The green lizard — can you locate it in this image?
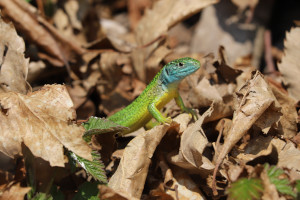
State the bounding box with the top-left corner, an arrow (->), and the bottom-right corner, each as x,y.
107,57 -> 201,135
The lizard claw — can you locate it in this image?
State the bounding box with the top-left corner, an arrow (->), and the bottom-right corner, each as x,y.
161,116 -> 172,124
185,108 -> 198,121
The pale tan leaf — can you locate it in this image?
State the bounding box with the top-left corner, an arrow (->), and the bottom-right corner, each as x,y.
278,27 -> 300,100
170,106 -> 213,170
278,142 -> 300,171
166,166 -> 206,200
0,85 -> 92,167
214,71 -> 282,185
108,123 -> 172,199
132,0 -> 217,80
270,84 -> 297,139
0,183 -> 30,200
0,14 -> 29,94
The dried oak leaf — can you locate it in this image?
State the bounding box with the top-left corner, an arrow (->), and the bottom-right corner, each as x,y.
0,13 -> 29,94
0,85 -> 92,167
278,27 -> 300,101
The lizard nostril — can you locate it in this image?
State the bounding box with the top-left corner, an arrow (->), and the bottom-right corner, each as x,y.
179,62 -> 184,67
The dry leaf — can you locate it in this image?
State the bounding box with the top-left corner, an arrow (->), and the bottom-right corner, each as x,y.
0,85 -> 92,167
98,185 -> 128,200
132,0 -> 217,80
278,27 -> 300,101
0,183 -> 30,200
236,136 -> 285,162
0,14 -> 29,94
170,106 -> 214,171
278,142 -> 300,171
0,0 -> 85,66
166,166 -> 206,200
189,77 -> 234,122
270,84 -> 297,138
108,123 -> 172,199
213,71 -> 281,194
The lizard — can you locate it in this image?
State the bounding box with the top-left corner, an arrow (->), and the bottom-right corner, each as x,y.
107,57 -> 201,135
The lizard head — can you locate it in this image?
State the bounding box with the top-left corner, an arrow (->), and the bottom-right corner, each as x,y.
162,57 -> 200,84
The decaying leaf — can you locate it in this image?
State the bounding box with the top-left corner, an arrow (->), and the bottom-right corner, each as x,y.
132,0 -> 218,80
0,13 -> 29,94
278,27 -> 300,101
0,85 -> 92,167
108,123 -> 173,199
212,71 -> 282,194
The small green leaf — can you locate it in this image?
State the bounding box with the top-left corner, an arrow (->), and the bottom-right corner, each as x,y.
30,193 -> 53,200
50,185 -> 65,200
70,151 -> 108,184
296,180 -> 300,199
227,178 -> 263,200
265,164 -> 296,198
83,117 -> 128,141
72,182 -> 100,200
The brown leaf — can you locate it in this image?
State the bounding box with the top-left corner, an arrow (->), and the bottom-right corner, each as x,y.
98,185 -> 129,200
278,27 -> 300,101
0,85 -> 92,167
108,123 -> 172,199
170,106 -> 214,171
278,142 -> 300,171
132,0 -> 217,80
0,14 -> 29,94
270,84 -> 298,138
212,71 -> 281,194
166,167 -> 205,200
166,167 -> 206,200
0,0 -> 85,66
0,183 -> 31,200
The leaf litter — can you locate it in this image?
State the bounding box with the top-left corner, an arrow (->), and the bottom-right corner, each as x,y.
0,0 -> 300,199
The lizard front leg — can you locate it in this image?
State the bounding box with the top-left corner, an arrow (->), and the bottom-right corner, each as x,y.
174,92 -> 198,121
148,102 -> 172,124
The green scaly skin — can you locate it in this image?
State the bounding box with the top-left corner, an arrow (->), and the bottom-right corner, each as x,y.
108,57 -> 201,135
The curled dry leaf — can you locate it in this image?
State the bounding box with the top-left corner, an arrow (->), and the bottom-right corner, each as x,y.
170,106 -> 214,172
270,84 -> 297,138
213,71 -> 282,194
278,27 -> 300,101
108,123 -> 172,199
0,85 -> 92,167
0,14 -> 29,94
236,136 -> 285,162
0,183 -> 30,200
132,0 -> 218,80
166,166 -> 206,200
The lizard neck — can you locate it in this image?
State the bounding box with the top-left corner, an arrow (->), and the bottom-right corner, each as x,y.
159,67 -> 180,91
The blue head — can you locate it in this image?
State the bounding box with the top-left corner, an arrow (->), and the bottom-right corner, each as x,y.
161,57 -> 200,85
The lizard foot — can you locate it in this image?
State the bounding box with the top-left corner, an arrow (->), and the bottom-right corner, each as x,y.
184,107 -> 198,121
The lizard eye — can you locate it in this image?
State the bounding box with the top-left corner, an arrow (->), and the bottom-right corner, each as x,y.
178,62 -> 184,67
